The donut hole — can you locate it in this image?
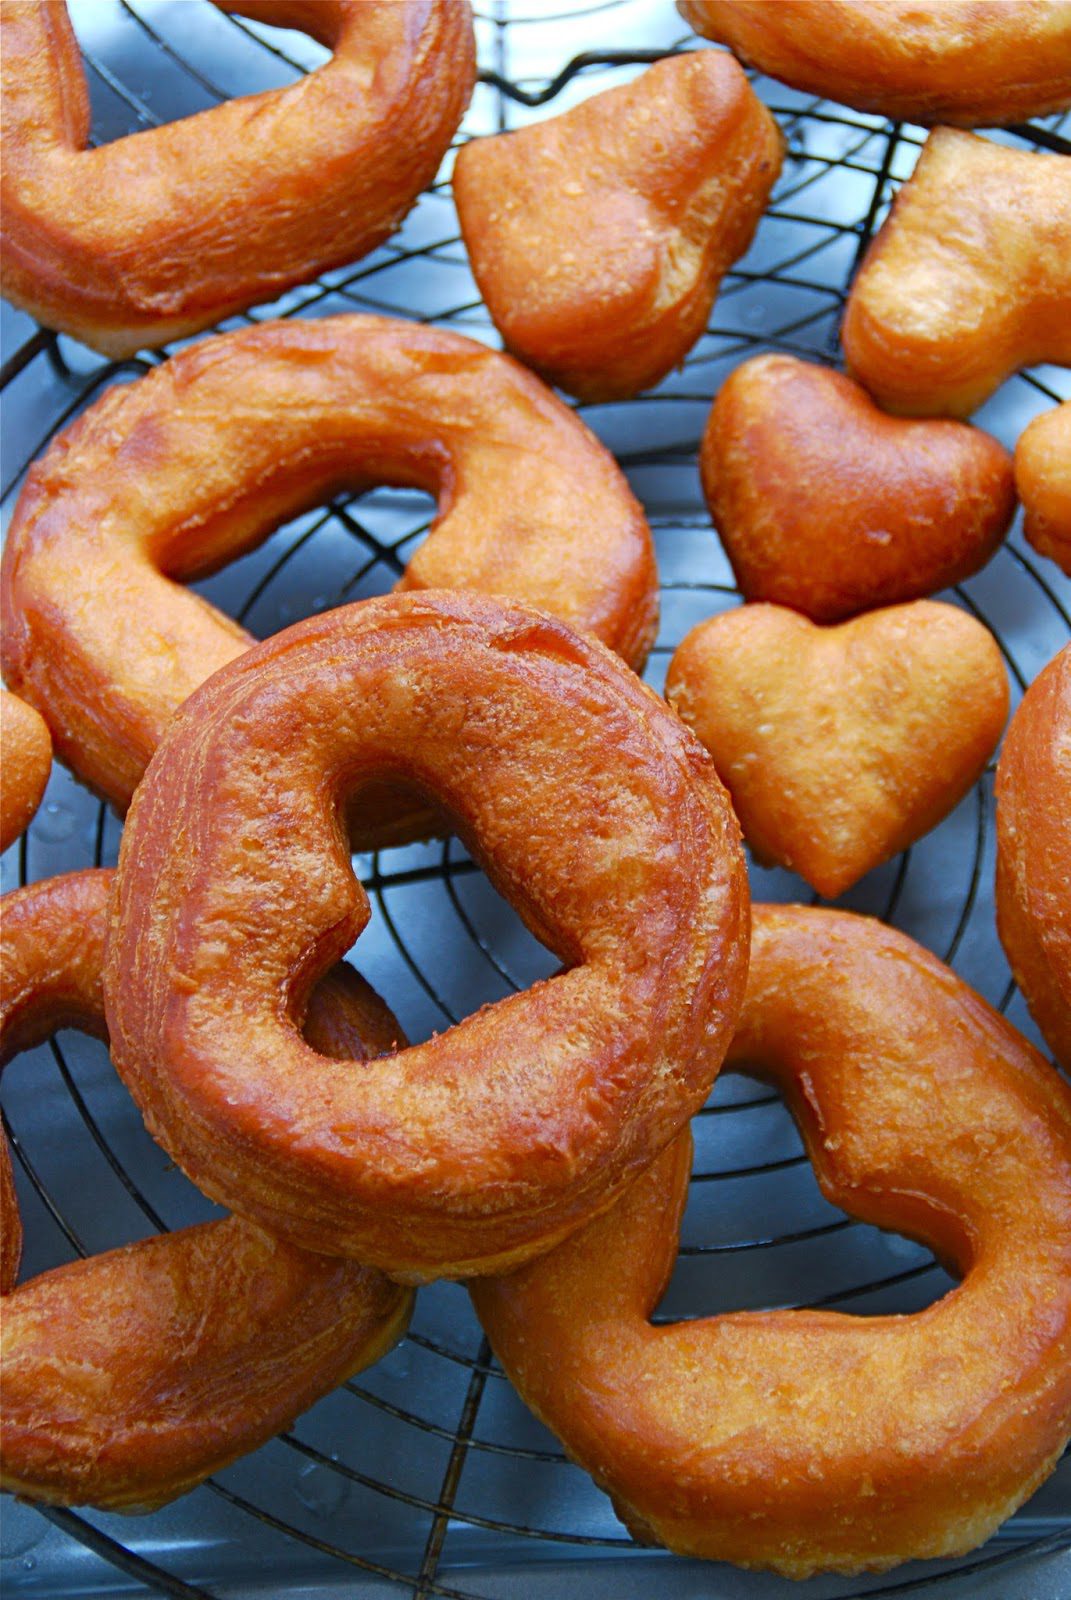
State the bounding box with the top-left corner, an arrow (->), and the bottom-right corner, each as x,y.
190,488 -> 440,645
651,1071 -> 957,1326
335,836 -> 562,1052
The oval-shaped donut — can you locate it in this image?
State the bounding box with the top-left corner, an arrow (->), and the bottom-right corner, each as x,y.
0,869 -> 411,1511
0,688 -> 51,854
996,643 -> 1071,1070
0,314 -> 658,847
104,592 -> 749,1282
678,1 -> 1071,127
472,905 -> 1071,1578
0,0 -> 475,356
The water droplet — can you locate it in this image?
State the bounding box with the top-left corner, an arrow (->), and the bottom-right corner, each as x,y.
295,1460 -> 347,1517
34,801 -> 76,842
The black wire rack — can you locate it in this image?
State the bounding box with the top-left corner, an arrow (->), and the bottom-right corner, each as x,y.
1,3 -> 1070,1597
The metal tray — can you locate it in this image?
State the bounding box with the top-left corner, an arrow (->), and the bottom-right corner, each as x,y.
1,3 -> 1069,1596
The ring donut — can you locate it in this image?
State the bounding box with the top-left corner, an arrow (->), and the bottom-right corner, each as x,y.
0,689 -> 51,854
0,314 -> 658,847
996,643 -> 1071,1070
104,592 -> 749,1282
0,1 -> 475,356
678,1 -> 1071,127
472,905 -> 1071,1577
0,869 -> 412,1511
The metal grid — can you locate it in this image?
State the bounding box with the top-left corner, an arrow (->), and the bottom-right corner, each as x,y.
1,3 -> 1069,1597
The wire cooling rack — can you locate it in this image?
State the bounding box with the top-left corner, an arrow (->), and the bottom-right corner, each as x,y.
1,3 -> 1070,1597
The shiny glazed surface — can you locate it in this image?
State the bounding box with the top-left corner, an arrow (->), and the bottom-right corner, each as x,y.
700,353 -> 1016,621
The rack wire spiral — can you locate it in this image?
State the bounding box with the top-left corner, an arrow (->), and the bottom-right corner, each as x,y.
1,2 -> 1069,1596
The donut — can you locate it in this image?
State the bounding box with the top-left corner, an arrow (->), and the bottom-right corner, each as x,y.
0,869 -> 411,1510
700,354 -> 1015,622
0,689 -> 51,854
453,51 -> 782,402
104,592 -> 749,1282
0,0 -> 475,356
665,600 -> 1008,897
842,129 -> 1071,418
1015,402 -> 1071,577
0,314 -> 658,847
996,643 -> 1071,1070
678,1 -> 1071,126
472,905 -> 1071,1577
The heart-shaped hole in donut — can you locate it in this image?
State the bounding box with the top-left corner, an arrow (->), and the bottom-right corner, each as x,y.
652,1071 -> 957,1327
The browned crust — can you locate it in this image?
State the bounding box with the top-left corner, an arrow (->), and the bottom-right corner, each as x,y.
701,354 -> 1015,621
0,314 -> 659,841
104,591 -> 749,1281
0,868 -> 412,1510
996,643 -> 1071,1069
842,129 -> 1071,418
0,0 -> 475,355
1015,402 -> 1071,577
0,689 -> 51,855
665,600 -> 1009,897
679,1 -> 1071,126
454,51 -> 783,402
472,904 -> 1071,1577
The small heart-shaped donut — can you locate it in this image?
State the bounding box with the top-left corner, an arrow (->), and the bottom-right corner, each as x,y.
700,354 -> 1015,621
666,600 -> 1008,896
454,51 -> 782,402
843,129 -> 1071,418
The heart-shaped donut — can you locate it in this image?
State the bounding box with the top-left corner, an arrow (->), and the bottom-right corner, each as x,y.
666,600 -> 1008,897
472,905 -> 1071,1577
104,592 -> 749,1282
701,354 -> 1015,621
0,1 -> 475,355
454,51 -> 782,402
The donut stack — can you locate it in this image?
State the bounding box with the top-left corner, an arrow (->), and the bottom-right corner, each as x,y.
1,0 -> 1070,1585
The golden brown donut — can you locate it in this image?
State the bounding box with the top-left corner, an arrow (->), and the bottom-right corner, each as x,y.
843,129 -> 1071,418
0,0 -> 475,356
1015,401 -> 1071,576
701,354 -> 1015,621
472,904 -> 1071,1578
0,868 -> 412,1511
996,644 -> 1071,1070
666,600 -> 1009,897
678,1 -> 1071,126
0,314 -> 658,846
104,592 -> 749,1283
453,52 -> 782,402
0,688 -> 51,854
